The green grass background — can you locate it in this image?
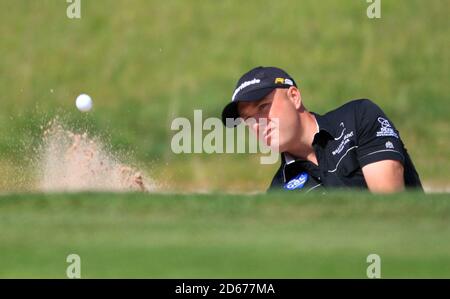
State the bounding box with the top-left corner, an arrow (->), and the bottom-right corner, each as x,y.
1,192 -> 449,278
0,0 -> 449,192
1,1 -> 449,279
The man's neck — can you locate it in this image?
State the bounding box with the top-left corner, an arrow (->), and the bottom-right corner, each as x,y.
285,112 -> 319,165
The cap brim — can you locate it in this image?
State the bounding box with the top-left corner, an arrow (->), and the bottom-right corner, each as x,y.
221,101 -> 240,127
221,87 -> 275,128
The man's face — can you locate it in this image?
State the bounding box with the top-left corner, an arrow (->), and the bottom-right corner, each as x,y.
237,87 -> 302,153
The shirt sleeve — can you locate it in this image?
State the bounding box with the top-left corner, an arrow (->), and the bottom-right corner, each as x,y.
355,99 -> 406,168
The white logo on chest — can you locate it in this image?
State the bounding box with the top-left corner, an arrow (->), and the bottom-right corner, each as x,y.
332,128 -> 354,156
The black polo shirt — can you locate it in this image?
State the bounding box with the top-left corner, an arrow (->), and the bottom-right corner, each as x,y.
269,99 -> 423,193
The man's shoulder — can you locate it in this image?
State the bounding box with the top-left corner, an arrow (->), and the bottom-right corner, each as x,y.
322,98 -> 377,118
313,99 -> 379,134
316,98 -> 383,131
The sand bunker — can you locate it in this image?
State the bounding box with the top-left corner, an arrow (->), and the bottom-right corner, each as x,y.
37,119 -> 155,192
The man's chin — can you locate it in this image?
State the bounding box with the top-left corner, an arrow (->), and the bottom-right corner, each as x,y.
267,142 -> 283,153
273,143 -> 287,153
263,136 -> 282,152
260,141 -> 280,153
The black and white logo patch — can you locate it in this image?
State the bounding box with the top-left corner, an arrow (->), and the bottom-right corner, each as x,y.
376,117 -> 399,138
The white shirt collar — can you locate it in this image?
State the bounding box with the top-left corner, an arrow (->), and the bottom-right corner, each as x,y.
313,114 -> 320,134
283,152 -> 296,165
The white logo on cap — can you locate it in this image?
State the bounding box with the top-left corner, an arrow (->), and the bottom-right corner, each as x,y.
232,78 -> 261,102
284,78 -> 293,85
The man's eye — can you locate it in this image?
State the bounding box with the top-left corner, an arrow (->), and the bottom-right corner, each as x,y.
259,103 -> 270,112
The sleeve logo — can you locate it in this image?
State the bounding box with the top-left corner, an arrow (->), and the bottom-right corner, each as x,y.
376,117 -> 399,138
385,141 -> 394,149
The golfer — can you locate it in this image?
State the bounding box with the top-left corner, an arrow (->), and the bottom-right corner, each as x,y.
221,66 -> 422,193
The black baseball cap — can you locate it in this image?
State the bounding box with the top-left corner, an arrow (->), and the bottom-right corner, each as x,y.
221,66 -> 297,127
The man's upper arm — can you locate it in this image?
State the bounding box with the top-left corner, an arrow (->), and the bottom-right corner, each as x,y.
362,160 -> 404,193
355,99 -> 406,192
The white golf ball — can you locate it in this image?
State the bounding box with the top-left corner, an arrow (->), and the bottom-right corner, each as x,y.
75,94 -> 93,112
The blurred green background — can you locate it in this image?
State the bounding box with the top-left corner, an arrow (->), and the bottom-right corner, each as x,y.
0,0 -> 449,192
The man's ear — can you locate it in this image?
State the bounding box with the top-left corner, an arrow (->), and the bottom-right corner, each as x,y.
287,86 -> 302,110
